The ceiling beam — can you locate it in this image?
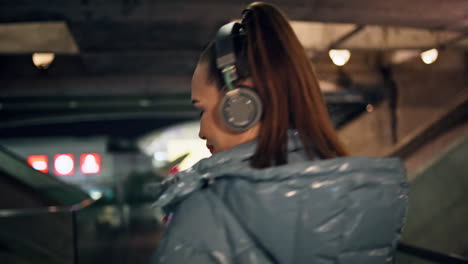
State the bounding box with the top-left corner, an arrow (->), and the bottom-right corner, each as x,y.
0,22 -> 79,54
311,25 -> 365,60
440,31 -> 468,49
1,1 -> 467,31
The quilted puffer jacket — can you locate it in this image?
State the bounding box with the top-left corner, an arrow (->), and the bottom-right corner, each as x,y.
152,131 -> 408,264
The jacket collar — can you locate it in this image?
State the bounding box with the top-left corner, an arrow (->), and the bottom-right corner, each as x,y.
153,130 -> 304,209
153,130 -> 404,212
193,129 -> 304,173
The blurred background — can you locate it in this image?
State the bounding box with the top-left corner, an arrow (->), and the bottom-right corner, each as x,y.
0,0 -> 467,263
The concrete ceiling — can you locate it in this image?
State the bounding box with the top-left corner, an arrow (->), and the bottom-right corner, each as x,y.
0,0 -> 467,136
1,0 -> 467,74
0,0 -> 466,89
1,1 -> 468,29
1,1 -> 467,55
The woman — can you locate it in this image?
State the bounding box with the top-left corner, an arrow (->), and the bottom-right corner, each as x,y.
153,2 -> 408,263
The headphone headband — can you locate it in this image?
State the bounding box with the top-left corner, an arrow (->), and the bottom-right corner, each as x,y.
215,22 -> 244,90
241,8 -> 252,24
215,22 -> 242,69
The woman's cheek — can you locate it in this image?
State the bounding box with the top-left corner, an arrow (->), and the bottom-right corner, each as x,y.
211,108 -> 223,130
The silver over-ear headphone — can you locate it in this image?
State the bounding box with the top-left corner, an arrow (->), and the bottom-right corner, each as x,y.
215,22 -> 263,132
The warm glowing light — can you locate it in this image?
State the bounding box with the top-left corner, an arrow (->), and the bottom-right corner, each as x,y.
32,53 -> 55,69
329,49 -> 351,66
80,153 -> 101,174
54,154 -> 74,176
27,155 -> 48,173
89,190 -> 103,200
420,48 -> 438,64
167,139 -> 211,171
33,161 -> 47,170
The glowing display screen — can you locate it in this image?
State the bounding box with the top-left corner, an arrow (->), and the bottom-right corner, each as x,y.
80,153 -> 101,174
27,155 -> 49,173
54,154 -> 75,176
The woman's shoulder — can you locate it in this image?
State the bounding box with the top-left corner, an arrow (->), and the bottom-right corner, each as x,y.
154,154 -> 407,210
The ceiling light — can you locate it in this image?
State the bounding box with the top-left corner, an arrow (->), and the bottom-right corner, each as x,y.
420,48 -> 438,64
32,52 -> 55,69
329,49 -> 351,66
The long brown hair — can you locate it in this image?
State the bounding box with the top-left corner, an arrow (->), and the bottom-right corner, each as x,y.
199,2 -> 349,168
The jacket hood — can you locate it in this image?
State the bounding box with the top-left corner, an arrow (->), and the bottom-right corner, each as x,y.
153,131 -> 409,263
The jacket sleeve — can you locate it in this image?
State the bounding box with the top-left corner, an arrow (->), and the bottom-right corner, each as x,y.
151,190 -> 230,264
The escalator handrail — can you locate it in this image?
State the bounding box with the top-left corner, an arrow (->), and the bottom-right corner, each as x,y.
0,198 -> 97,218
397,242 -> 468,264
386,90 -> 467,159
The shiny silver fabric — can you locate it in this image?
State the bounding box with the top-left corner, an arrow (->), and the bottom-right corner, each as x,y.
152,131 -> 409,264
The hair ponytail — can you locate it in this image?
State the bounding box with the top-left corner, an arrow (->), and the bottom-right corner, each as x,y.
242,3 -> 291,167
244,2 -> 349,168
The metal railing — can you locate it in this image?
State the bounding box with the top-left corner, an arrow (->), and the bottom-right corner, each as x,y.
0,198 -> 98,264
397,242 -> 468,264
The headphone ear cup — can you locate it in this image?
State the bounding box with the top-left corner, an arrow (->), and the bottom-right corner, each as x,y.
219,87 -> 263,132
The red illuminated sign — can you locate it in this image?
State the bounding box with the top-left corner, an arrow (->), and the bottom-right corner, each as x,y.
80,153 -> 101,174
54,154 -> 75,176
169,166 -> 179,176
27,155 -> 48,173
